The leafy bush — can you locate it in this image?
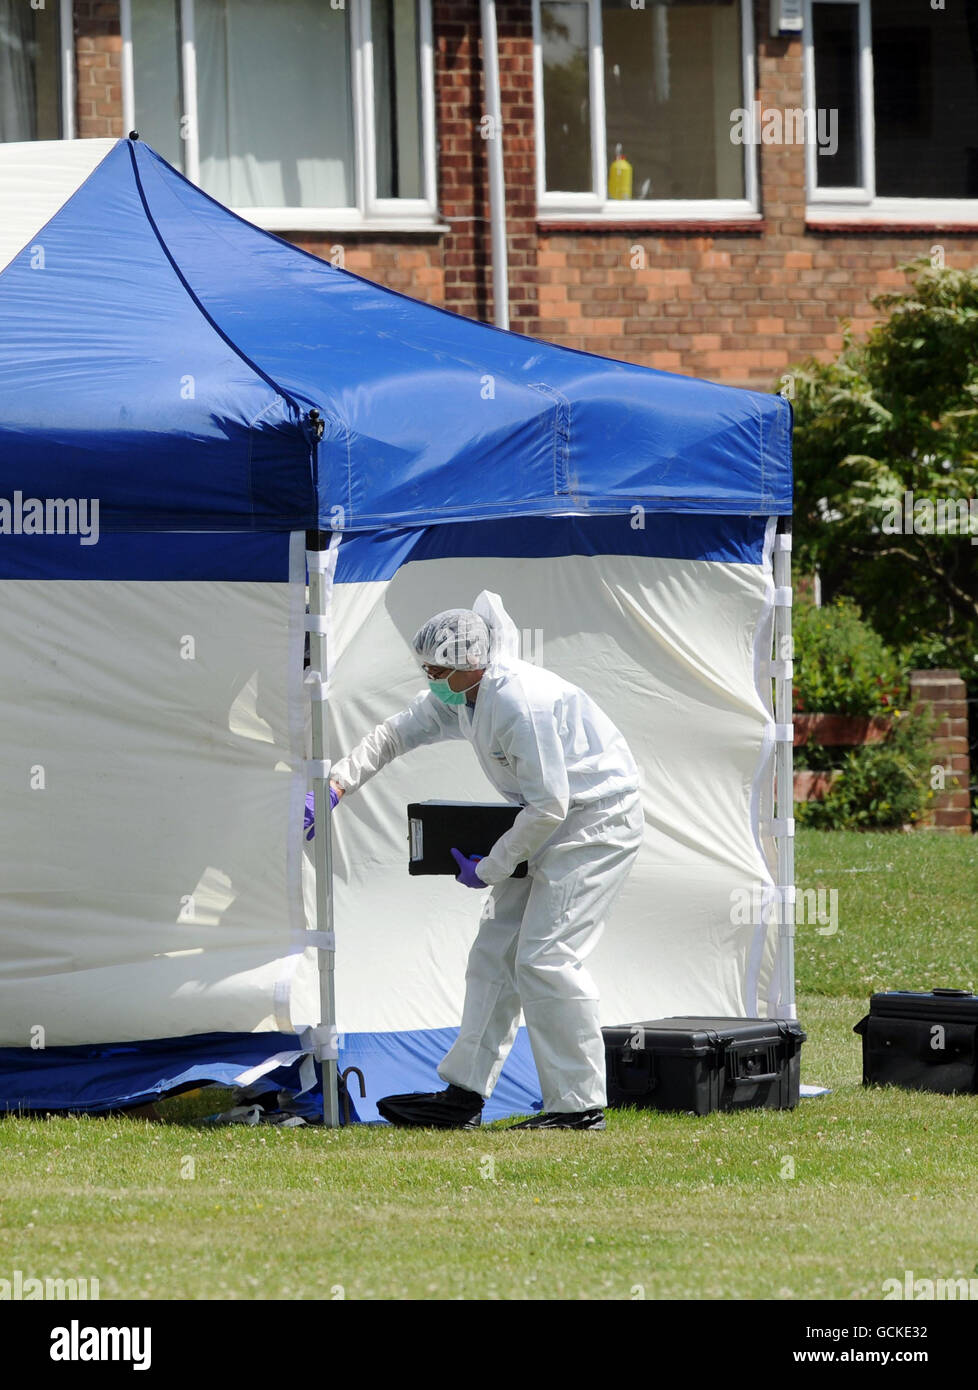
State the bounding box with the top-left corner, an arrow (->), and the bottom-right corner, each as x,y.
791,593 -> 939,829
795,705 -> 938,831
792,594 -> 904,716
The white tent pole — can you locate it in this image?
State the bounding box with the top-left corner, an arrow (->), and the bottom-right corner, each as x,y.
773,522 -> 796,1020
306,528 -> 340,1127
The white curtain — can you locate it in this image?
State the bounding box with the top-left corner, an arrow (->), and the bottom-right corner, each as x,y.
0,1 -> 38,142
196,0 -> 355,208
372,0 -> 423,200
131,0 -> 185,171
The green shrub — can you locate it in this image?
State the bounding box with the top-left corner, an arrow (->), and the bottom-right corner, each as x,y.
793,594 -> 904,717
791,594 -> 940,829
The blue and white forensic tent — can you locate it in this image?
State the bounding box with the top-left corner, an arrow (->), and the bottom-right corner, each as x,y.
0,138 -> 793,1119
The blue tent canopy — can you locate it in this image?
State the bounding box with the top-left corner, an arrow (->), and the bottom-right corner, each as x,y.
0,139 -> 791,534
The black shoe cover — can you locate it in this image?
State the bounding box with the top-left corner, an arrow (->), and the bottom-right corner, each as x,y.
377,1083 -> 484,1129
509,1108 -> 606,1130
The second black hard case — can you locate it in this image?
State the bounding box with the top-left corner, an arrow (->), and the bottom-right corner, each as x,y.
853,989 -> 978,1094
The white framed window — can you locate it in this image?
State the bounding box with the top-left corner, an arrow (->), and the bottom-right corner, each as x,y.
119,0 -> 439,231
0,0 -> 74,141
805,0 -> 978,223
533,0 -> 759,222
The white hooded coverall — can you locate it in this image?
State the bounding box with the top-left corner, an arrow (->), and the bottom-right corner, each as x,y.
330,608 -> 643,1112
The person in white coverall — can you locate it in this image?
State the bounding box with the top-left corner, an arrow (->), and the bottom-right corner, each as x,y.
327,592 -> 643,1130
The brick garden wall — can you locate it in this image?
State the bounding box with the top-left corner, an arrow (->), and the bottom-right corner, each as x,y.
910,672 -> 973,834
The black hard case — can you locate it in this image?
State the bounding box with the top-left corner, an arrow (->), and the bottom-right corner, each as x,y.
853,989 -> 978,1094
603,1016 -> 806,1115
407,801 -> 528,878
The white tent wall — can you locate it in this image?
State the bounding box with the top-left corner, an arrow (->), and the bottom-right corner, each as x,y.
309,523 -> 781,1042
0,540 -> 312,1048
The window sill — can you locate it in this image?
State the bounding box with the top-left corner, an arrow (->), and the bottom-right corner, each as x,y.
233,208 -> 449,235
807,202 -> 978,233
537,216 -> 766,234
807,217 -> 978,235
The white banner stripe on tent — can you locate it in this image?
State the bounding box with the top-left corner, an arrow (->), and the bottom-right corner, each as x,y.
0,139 -> 117,274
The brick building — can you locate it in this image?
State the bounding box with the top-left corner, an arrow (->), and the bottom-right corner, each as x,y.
8,0 -> 978,390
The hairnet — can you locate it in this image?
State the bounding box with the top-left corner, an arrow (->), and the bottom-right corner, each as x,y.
412,609 -> 491,670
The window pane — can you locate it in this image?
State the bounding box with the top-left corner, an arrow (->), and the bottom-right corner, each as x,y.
602,0 -> 744,201
873,0 -> 978,198
196,0 -> 354,208
0,0 -> 60,141
541,1 -> 591,193
812,2 -> 861,188
131,0 -> 184,171
373,0 -> 423,199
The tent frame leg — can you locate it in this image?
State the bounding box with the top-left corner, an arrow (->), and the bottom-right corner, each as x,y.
306,529 -> 340,1128
773,520 -> 796,1020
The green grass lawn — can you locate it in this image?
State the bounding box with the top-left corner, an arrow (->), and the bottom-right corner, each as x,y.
2,829 -> 976,1300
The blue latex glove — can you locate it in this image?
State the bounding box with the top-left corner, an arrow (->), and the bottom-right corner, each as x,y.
450,848 -> 486,889
305,786 -> 340,841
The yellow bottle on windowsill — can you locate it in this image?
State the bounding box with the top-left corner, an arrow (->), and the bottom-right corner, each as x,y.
608,143 -> 633,200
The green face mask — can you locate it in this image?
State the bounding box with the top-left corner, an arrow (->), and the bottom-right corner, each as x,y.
429,677 -> 467,706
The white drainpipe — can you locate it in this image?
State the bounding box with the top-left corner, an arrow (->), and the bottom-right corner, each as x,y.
479,0 -> 510,330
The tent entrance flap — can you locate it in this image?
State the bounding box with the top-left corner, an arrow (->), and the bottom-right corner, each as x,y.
315,513 -> 788,1119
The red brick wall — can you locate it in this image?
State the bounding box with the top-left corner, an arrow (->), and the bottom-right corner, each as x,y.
74,1 -> 122,139
494,2 -> 538,331
434,0 -> 487,320
432,0 -> 537,327
910,672 -> 973,834
287,234 -> 445,306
